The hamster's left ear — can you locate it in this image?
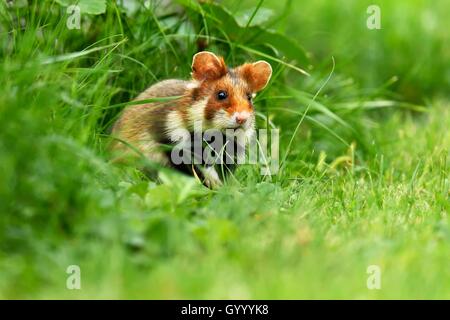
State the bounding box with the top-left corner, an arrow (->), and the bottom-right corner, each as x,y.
240,61 -> 272,92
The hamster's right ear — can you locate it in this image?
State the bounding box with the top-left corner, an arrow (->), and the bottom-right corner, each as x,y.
191,51 -> 227,81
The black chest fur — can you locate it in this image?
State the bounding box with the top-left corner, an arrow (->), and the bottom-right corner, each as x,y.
161,130 -> 246,183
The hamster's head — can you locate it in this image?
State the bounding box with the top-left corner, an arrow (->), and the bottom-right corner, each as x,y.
190,51 -> 272,133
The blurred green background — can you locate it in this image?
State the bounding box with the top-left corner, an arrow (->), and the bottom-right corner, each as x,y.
0,0 -> 448,299
250,0 -> 449,102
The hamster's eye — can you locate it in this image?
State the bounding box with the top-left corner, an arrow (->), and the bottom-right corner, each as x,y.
246,93 -> 252,101
217,90 -> 228,100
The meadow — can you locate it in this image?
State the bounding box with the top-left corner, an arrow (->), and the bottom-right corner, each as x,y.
0,0 -> 448,299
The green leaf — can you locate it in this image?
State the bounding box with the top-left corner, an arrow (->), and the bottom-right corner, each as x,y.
235,8 -> 274,27
176,1 -> 309,67
54,0 -> 106,15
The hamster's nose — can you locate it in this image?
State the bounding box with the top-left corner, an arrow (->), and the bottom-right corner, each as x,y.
235,115 -> 248,125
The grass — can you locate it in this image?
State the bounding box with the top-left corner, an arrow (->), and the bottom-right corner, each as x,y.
0,0 -> 448,299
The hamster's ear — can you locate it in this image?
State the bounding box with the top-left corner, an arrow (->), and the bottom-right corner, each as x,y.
191,51 -> 227,81
240,61 -> 272,92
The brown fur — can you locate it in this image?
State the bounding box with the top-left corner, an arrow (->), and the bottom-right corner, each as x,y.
202,73 -> 253,121
236,62 -> 273,92
110,52 -> 272,182
192,52 -> 227,81
110,79 -> 193,163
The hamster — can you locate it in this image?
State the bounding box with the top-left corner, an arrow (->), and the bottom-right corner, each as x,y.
111,51 -> 272,188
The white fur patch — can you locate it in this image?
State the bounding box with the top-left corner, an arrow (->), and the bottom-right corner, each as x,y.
165,110 -> 186,142
189,97 -> 208,128
186,81 -> 200,89
235,121 -> 256,143
202,166 -> 222,189
211,109 -> 255,141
